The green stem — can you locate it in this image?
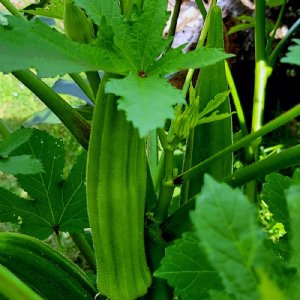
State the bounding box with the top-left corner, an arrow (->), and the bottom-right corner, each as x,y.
70,233 -> 96,272
155,129 -> 175,222
160,197 -> 195,242
170,102 -> 300,185
69,73 -> 95,103
251,0 -> 268,136
269,18 -> 300,68
12,70 -> 90,149
224,144 -> 300,187
143,223 -> 172,300
180,4 -> 212,98
167,0 -> 182,39
147,130 -> 158,179
153,151 -> 165,193
0,0 -> 24,17
265,2 -> 286,55
194,0 -> 207,19
0,119 -> 11,140
55,232 -> 63,252
85,71 -> 101,98
162,144 -> 300,242
225,61 -> 248,137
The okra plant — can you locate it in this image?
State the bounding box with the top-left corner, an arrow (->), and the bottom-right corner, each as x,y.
0,0 -> 299,299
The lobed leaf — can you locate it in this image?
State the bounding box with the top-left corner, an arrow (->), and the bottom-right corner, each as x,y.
0,16 -> 130,76
150,47 -> 234,76
23,0 -> 64,19
281,39 -> 300,66
261,173 -> 291,231
74,0 -> 121,26
0,128 -> 33,158
105,73 -> 185,137
154,232 -> 223,300
286,174 -> 300,269
0,155 -> 43,175
191,175 -> 265,299
0,128 -> 43,175
113,0 -> 170,72
0,129 -> 89,239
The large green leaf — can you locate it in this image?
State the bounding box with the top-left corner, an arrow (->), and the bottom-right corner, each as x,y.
105,73 -> 185,136
149,46 -> 234,76
261,173 -> 291,231
0,155 -> 43,175
0,16 -> 130,76
0,128 -> 43,175
281,39 -> 300,66
191,175 -> 265,300
74,0 -> 121,26
0,128 -> 32,157
24,0 -> 64,19
113,0 -> 170,72
0,129 -> 88,239
285,170 -> 300,299
286,170 -> 300,269
154,232 -> 223,300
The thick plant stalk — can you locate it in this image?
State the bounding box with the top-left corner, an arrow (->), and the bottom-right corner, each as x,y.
86,77 -> 151,300
181,5 -> 232,204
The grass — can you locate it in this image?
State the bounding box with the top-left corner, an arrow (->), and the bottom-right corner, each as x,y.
0,73 -> 45,129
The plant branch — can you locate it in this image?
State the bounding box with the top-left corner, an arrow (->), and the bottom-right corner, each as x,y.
251,0 -> 268,136
0,0 -> 23,17
225,61 -> 248,137
224,144 -> 300,187
167,0 -> 182,39
162,144 -> 300,242
265,2 -> 286,55
155,129 -> 175,222
85,71 -> 101,98
70,233 -> 96,272
170,102 -> 300,185
12,70 -> 90,149
180,4 -> 212,98
69,73 -> 95,103
194,0 -> 207,19
269,18 -> 300,68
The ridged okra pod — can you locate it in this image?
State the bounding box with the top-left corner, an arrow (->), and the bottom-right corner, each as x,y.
86,79 -> 151,300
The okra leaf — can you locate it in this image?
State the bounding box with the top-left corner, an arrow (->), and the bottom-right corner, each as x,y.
0,16 -> 130,76
0,156 -> 43,175
190,175 -> 265,299
0,128 -> 43,175
113,0 -> 170,72
105,73 -> 185,137
281,39 -> 300,66
266,0 -> 285,7
0,129 -> 89,239
23,0 -> 64,19
198,91 -> 231,120
149,46 -> 234,76
285,171 -> 300,299
261,173 -> 291,231
0,128 -> 33,158
154,232 -> 223,300
74,0 -> 121,26
286,172 -> 300,269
